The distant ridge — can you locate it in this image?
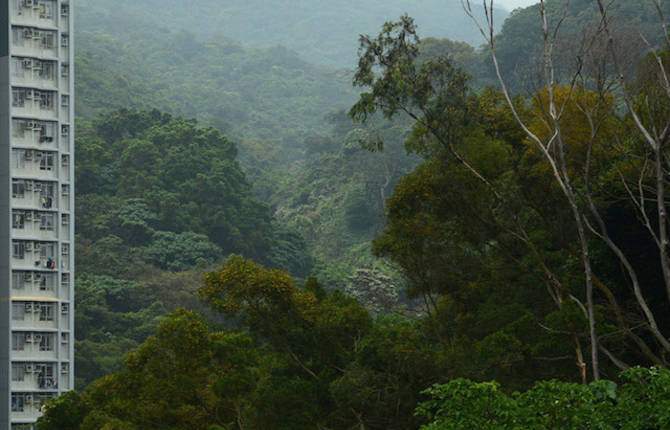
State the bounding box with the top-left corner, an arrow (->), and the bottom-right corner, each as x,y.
78,0 -> 508,68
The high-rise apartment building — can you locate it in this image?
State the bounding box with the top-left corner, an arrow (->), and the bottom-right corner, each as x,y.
1,0 -> 74,428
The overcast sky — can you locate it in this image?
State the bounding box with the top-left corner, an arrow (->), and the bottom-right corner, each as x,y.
495,0 -> 539,9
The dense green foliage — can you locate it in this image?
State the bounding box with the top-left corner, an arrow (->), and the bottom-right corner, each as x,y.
77,108 -> 271,262
38,259 -> 670,429
417,367 -> 670,429
60,0 -> 670,426
73,109 -> 313,387
40,259 -> 442,429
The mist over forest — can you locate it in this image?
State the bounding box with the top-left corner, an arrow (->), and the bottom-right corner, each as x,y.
32,0 -> 670,428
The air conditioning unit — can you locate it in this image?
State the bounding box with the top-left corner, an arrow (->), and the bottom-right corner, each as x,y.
25,333 -> 34,342
34,273 -> 43,281
25,150 -> 33,160
25,364 -> 35,373
34,151 -> 42,159
26,121 -> 37,130
25,181 -> 33,191
25,242 -> 33,252
22,59 -> 32,69
25,303 -> 34,313
23,29 -> 33,38
23,272 -> 32,281
34,335 -> 42,342
25,395 -> 33,405
34,242 -> 41,250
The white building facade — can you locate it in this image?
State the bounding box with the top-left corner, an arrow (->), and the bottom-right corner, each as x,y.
1,0 -> 75,428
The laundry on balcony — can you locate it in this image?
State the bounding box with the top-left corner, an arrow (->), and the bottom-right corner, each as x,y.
41,196 -> 52,208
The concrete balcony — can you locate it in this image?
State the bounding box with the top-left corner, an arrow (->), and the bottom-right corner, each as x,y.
11,404 -> 42,424
12,182 -> 58,211
12,306 -> 59,330
11,122 -> 59,151
12,99 -> 57,121
12,272 -> 58,299
12,257 -> 59,272
11,371 -> 59,392
13,349 -> 58,362
13,226 -> 59,241
12,153 -> 58,181
11,3 -> 58,29
12,241 -> 59,271
11,73 -> 58,92
11,40 -> 58,60
11,332 -> 58,361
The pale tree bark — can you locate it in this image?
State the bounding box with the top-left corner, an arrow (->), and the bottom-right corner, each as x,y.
462,0 -> 601,380
463,0 -> 670,374
595,0 -> 670,305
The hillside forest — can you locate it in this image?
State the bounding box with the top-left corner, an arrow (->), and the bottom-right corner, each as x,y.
29,0 -> 670,429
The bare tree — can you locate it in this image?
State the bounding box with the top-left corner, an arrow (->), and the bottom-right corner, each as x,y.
462,0 -> 670,379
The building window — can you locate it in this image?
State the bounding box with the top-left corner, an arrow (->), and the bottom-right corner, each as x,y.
39,273 -> 54,291
13,272 -> 25,290
11,150 -> 26,169
61,124 -> 69,137
12,364 -> 26,382
61,34 -> 68,48
40,243 -> 54,260
39,152 -> 54,170
61,3 -> 69,16
12,211 -> 25,229
12,88 -> 25,107
39,303 -> 53,321
61,94 -> 69,107
39,92 -> 53,110
61,332 -> 68,344
12,180 -> 26,198
11,394 -> 24,412
12,302 -> 25,321
11,58 -> 26,78
39,334 -> 53,351
12,28 -> 26,47
12,119 -> 26,138
39,1 -> 54,19
40,122 -> 55,143
61,63 -> 69,78
40,213 -> 54,231
13,241 -> 25,259
40,32 -> 55,49
61,303 -> 68,314
12,333 -> 25,351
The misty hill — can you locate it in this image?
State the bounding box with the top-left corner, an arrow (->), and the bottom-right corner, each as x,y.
74,8 -> 356,160
78,0 -> 508,68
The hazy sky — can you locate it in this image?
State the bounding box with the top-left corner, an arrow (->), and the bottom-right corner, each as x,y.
495,0 -> 539,9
